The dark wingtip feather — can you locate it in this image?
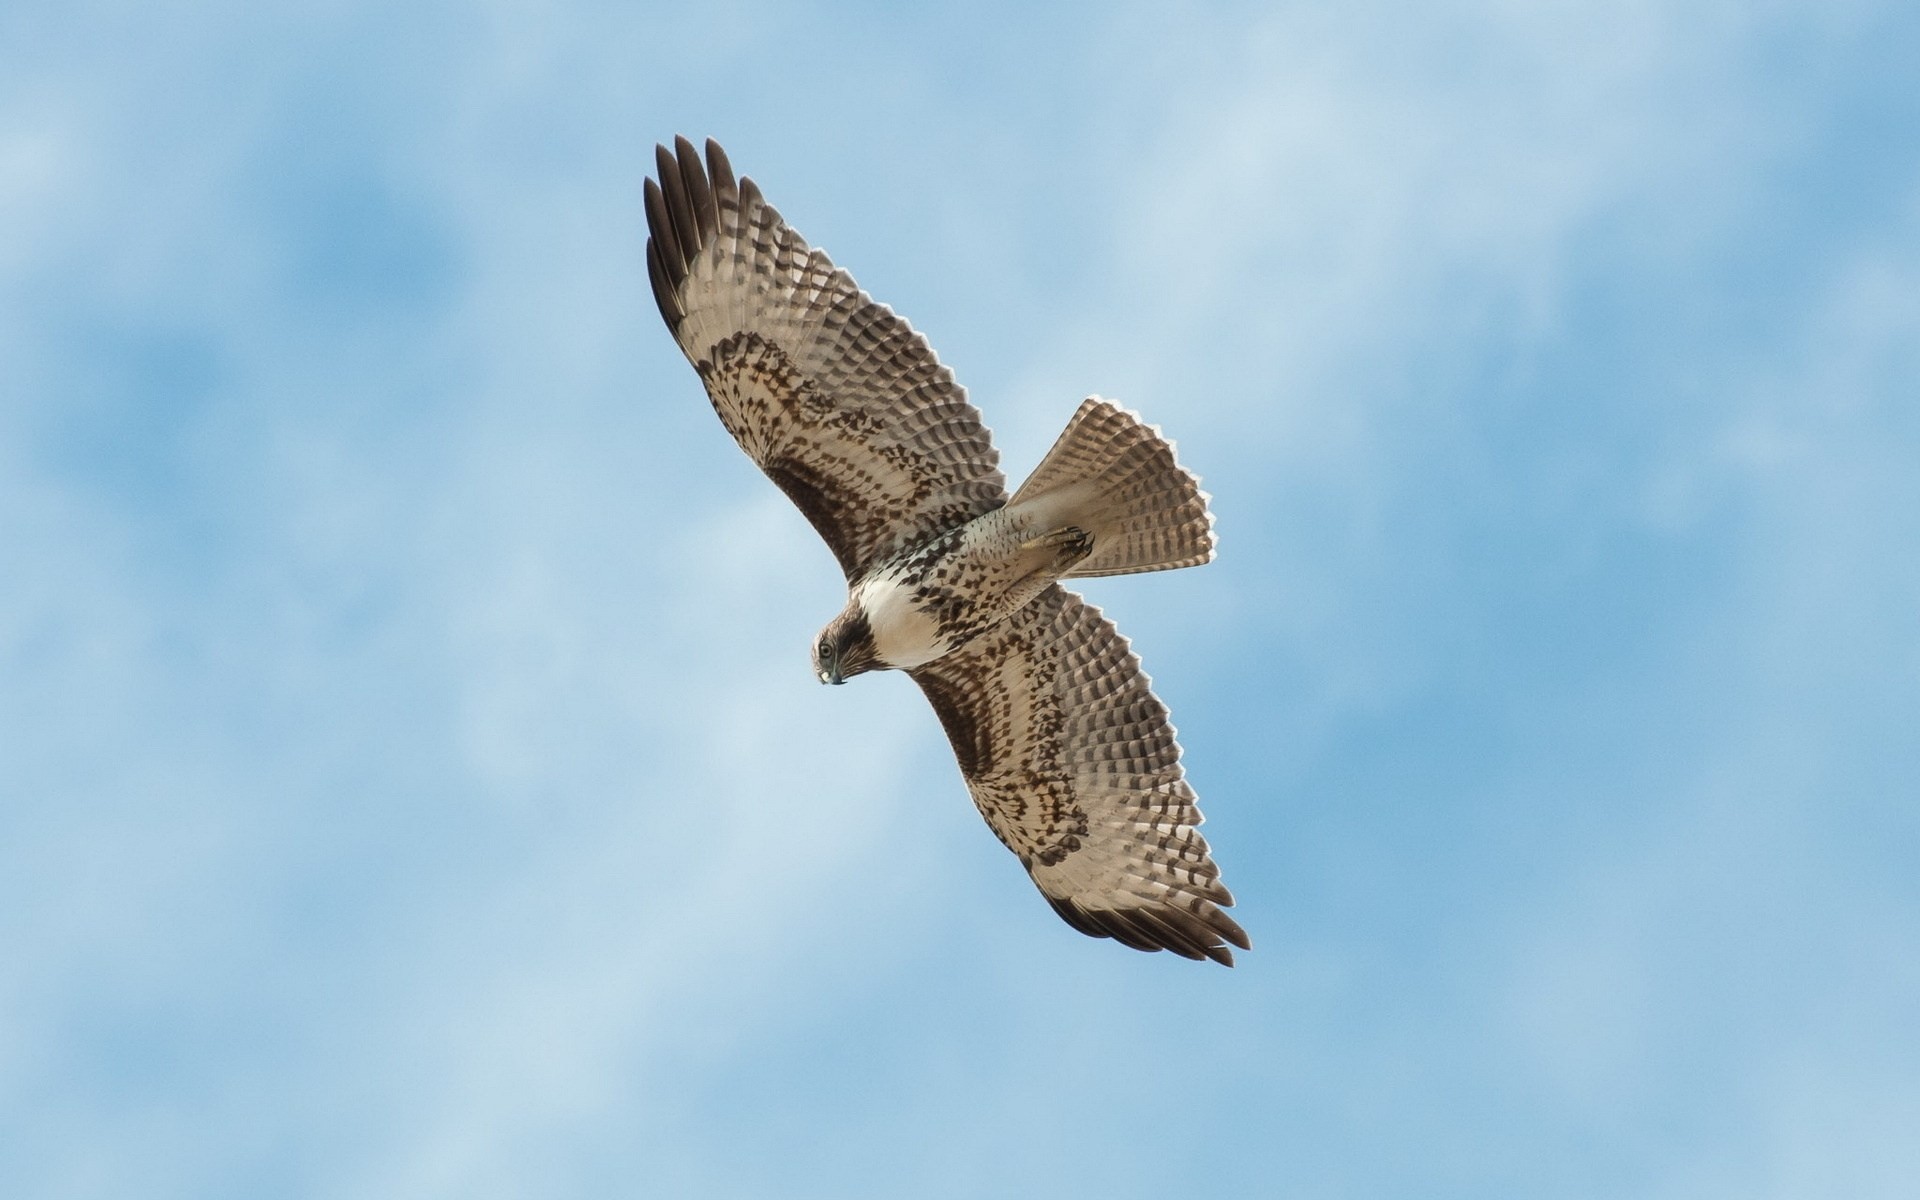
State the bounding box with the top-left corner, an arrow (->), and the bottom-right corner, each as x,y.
1145,904 -> 1239,962
675,135 -> 716,243
1118,910 -> 1208,961
1046,893 -> 1247,967
646,136 -> 735,332
641,175 -> 684,328
645,236 -> 678,325
1046,893 -> 1103,939
705,138 -> 736,196
654,141 -> 701,272
643,175 -> 681,274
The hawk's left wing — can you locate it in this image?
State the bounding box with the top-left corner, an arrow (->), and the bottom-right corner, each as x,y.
909,585 -> 1249,965
645,137 -> 1007,581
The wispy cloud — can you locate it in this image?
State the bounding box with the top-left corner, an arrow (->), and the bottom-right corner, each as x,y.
2,1 -> 1916,1197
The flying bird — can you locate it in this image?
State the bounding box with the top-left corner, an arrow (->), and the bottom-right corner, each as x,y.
644,137 -> 1249,965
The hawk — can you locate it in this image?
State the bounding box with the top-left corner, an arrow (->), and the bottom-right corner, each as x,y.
645,137 -> 1249,965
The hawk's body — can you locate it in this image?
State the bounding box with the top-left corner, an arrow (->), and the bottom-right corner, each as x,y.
646,138 -> 1249,964
850,505 -> 1091,671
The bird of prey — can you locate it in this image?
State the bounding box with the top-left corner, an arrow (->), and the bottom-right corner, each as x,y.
644,137 -> 1248,965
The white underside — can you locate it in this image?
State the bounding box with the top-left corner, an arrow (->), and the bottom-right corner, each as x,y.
853,572 -> 950,670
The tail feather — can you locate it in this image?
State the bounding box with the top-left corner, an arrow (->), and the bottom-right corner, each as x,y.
1007,398 -> 1215,578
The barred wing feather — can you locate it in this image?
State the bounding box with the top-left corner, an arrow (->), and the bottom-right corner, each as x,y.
645,137 -> 1006,580
909,584 -> 1249,964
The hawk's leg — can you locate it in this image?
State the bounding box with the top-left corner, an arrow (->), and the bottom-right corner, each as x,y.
993,526 -> 1094,615
1016,526 -> 1094,575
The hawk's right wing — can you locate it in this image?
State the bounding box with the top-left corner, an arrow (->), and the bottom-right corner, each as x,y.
645,137 -> 1007,581
909,584 -> 1248,965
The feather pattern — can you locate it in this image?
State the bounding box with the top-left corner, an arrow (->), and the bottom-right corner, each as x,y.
645,137 -> 1006,580
647,138 -> 1247,964
910,585 -> 1249,964
1008,396 -> 1218,578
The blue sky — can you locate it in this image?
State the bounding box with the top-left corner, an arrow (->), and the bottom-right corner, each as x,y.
4,1 -> 1918,1196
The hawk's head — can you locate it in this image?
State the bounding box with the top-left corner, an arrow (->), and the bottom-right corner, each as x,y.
813,610 -> 878,685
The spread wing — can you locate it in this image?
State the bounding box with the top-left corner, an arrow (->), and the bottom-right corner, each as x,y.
909,585 -> 1249,965
645,137 -> 1006,581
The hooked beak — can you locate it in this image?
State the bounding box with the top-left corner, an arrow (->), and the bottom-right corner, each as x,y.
816,653 -> 844,686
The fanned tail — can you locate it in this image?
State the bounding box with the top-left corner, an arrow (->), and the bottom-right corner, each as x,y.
1006,398 -> 1216,578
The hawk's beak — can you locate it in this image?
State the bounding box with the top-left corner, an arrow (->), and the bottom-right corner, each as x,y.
826,662 -> 845,686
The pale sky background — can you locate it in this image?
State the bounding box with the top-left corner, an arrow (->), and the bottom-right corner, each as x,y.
4,1 -> 1918,1197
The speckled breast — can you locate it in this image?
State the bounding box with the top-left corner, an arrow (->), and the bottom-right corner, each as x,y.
851,507 -> 1067,672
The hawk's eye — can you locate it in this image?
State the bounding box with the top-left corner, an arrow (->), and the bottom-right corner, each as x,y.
819,640 -> 833,660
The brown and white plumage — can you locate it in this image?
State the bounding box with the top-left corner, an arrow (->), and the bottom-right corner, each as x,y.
912,586 -> 1247,964
646,137 -> 1004,581
646,137 -> 1248,964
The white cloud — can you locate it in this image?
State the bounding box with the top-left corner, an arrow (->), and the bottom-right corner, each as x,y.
3,1 -> 1917,1196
